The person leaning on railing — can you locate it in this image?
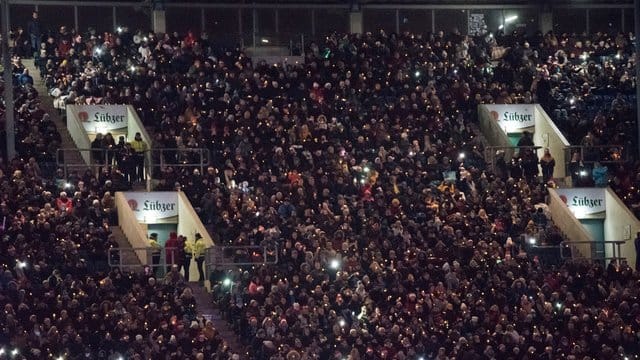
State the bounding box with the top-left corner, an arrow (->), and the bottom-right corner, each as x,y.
184,233 -> 206,283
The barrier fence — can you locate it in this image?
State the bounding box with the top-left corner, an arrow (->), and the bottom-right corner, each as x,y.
529,240 -> 628,266
56,147 -> 210,186
563,145 -> 628,170
483,145 -> 542,174
108,244 -> 279,275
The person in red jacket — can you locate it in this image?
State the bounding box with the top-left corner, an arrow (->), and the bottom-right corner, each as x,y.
165,232 -> 179,273
183,31 -> 196,48
55,192 -> 73,213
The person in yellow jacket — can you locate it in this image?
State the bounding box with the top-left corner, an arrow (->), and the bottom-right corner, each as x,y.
184,233 -> 206,282
130,132 -> 148,183
148,233 -> 162,276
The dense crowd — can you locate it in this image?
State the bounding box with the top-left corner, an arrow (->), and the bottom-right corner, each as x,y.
0,19 -> 233,360
1,9 -> 639,360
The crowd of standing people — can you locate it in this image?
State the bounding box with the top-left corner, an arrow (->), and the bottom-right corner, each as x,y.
0,8 -> 639,360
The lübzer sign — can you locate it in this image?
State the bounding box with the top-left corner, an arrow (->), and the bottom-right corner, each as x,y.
555,188 -> 606,219
76,105 -> 128,133
123,192 -> 179,223
485,104 -> 535,132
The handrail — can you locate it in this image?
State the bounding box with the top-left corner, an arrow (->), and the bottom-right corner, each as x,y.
204,244 -> 278,270
56,147 -> 210,182
564,145 -> 628,164
108,247 -> 180,271
148,147 -> 211,175
483,145 -> 543,173
559,240 -> 628,262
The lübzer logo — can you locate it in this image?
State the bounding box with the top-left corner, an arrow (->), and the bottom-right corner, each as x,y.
560,195 -> 603,208
79,111 -> 89,122
491,110 -> 533,122
143,200 -> 176,212
128,199 -> 139,211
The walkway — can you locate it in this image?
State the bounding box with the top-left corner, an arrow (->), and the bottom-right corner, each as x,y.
191,283 -> 245,358
23,59 -> 86,173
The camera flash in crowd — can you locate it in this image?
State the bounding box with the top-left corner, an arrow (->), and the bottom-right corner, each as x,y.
17,261 -> 27,269
116,27 -> 123,33
458,152 -> 465,160
528,237 -> 536,245
222,278 -> 232,287
329,259 -> 340,270
338,319 -> 346,327
414,70 -> 420,77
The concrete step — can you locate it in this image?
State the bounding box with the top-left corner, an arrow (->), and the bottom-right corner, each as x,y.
191,284 -> 245,359
111,225 -> 142,267
23,60 -> 87,173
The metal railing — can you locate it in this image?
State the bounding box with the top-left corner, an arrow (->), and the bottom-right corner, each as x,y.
204,245 -> 278,273
483,145 -> 542,174
56,147 -> 151,178
148,147 -> 211,176
56,147 -> 210,184
108,246 -> 176,270
109,244 -> 279,275
560,240 -> 627,263
564,145 -> 628,172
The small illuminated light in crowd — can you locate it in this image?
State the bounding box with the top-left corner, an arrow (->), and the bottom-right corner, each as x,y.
580,52 -> 589,61
0,348 -> 5,355
57,356 -> 65,360
116,27 -> 123,33
488,33 -> 493,38
409,151 -> 415,156
17,261 -> 27,269
130,66 -> 136,73
11,348 -> 18,356
615,53 -> 621,59
528,237 -> 536,245
555,302 -> 562,310
498,24 -> 504,30
255,211 -> 260,217
360,178 -> 366,185
329,259 -> 340,270
579,170 -> 588,177
94,47 -> 102,56
143,37 -> 148,42
414,70 -> 420,77
419,357 -> 425,360
261,38 -> 269,44
458,152 -> 466,160
569,97 -> 575,105
222,278 -> 232,287
338,319 -> 346,327
363,166 -> 370,173
117,356 -> 124,360
453,69 -> 458,74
